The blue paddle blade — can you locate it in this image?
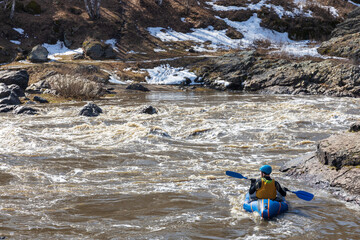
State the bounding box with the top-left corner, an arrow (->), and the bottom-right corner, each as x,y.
225,171 -> 248,179
292,190 -> 314,201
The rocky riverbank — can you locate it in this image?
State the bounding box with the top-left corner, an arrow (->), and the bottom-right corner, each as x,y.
280,123 -> 360,205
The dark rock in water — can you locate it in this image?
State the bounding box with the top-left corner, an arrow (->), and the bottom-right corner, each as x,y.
142,106 -> 157,114
149,128 -> 171,138
349,122 -> 360,132
8,84 -> 25,97
0,70 -> 29,90
14,106 -> 38,115
0,104 -> 15,113
33,96 -> 49,103
79,102 -> 103,117
0,83 -> 11,99
126,83 -> 150,92
0,92 -> 21,105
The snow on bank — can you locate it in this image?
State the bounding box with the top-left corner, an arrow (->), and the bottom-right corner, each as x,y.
43,41 -> 83,60
349,0 -> 360,7
13,28 -> 25,35
145,64 -> 198,85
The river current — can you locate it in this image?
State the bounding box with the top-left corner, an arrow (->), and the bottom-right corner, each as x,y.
0,89 -> 359,239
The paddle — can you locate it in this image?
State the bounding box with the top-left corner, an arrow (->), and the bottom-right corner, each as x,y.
225,171 -> 314,201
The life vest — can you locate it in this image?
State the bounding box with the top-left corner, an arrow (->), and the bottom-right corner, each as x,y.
256,177 -> 277,200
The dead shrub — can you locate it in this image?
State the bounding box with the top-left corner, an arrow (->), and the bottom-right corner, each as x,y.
47,74 -> 103,100
252,38 -> 272,49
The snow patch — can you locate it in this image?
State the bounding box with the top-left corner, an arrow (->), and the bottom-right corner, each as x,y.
145,64 -> 198,85
105,39 -> 120,52
42,41 -> 83,60
154,48 -> 166,52
13,28 -> 24,35
10,40 -> 21,45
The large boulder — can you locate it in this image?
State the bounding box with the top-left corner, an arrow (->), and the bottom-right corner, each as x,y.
281,125 -> 360,204
316,132 -> 360,170
82,39 -> 117,60
0,70 -> 29,90
28,45 -> 49,63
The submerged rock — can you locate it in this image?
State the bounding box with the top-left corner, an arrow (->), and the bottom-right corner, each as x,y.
79,102 -> 103,117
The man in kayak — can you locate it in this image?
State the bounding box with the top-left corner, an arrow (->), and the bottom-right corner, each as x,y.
248,165 -> 287,202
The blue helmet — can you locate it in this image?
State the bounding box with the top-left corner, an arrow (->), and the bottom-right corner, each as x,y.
260,165 -> 272,175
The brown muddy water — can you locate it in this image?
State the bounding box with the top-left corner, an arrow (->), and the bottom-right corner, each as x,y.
0,89 -> 359,239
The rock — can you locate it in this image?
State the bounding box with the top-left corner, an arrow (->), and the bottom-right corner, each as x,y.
8,84 -> 25,97
33,96 -> 48,103
0,70 -> 29,90
26,80 -> 51,93
72,53 -> 84,60
318,8 -> 360,59
142,106 -> 157,114
82,39 -> 117,60
14,106 -> 38,115
0,92 -> 21,105
126,83 -> 150,92
349,122 -> 360,132
0,83 -> 11,99
316,132 -> 360,170
28,45 -> 49,63
317,32 -> 360,60
24,0 -> 41,15
0,104 -> 15,113
282,131 -> 360,204
331,8 -> 360,38
79,103 -> 103,117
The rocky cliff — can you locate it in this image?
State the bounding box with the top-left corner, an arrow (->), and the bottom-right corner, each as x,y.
280,123 -> 360,205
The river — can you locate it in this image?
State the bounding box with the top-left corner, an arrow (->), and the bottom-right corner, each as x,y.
0,89 -> 359,239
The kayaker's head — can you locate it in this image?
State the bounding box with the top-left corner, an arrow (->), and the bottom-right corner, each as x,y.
260,165 -> 272,177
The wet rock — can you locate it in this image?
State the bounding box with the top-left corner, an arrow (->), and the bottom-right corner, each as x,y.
0,70 -> 29,90
0,92 -> 21,105
8,84 -> 25,97
0,104 -> 15,113
349,122 -> 360,132
79,102 -> 103,117
126,83 -> 150,92
316,132 -> 360,170
142,106 -> 157,114
14,106 -> 38,115
28,45 -> 49,63
33,96 -> 48,103
282,130 -> 360,205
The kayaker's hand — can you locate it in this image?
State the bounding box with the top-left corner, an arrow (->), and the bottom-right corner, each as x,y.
250,178 -> 256,184
284,187 -> 290,192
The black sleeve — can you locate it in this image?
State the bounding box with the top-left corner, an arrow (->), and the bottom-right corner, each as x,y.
249,178 -> 262,194
275,181 -> 286,196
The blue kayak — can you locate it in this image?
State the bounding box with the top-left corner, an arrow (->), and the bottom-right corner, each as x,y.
243,193 -> 288,219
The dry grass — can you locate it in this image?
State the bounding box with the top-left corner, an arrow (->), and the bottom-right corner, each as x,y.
46,74 -> 104,100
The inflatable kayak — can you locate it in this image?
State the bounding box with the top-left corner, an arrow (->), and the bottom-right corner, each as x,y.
243,193 -> 288,219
